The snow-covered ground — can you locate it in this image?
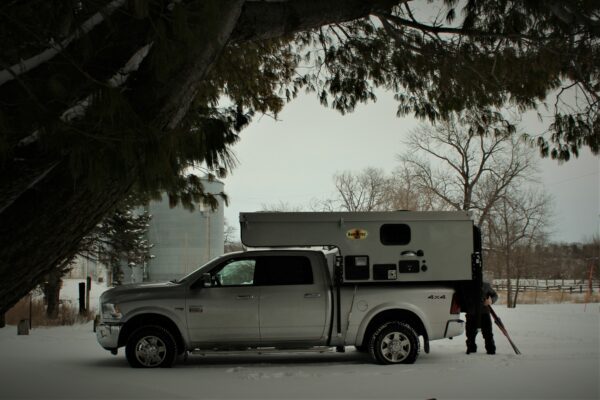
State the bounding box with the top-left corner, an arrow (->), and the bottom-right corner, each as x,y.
1,283 -> 598,400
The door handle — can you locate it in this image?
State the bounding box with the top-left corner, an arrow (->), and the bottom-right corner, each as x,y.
236,295 -> 256,300
304,293 -> 322,298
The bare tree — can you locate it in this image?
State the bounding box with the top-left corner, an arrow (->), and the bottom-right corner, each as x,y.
397,110 -> 553,307
389,162 -> 443,211
313,165 -> 439,212
398,111 -> 535,226
338,168 -> 391,211
485,188 -> 552,307
316,168 -> 391,212
224,218 -> 243,253
260,201 -> 304,212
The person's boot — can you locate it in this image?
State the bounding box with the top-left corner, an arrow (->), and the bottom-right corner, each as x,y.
466,340 -> 477,354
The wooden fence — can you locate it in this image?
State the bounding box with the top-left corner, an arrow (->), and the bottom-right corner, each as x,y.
491,280 -> 600,304
493,283 -> 600,294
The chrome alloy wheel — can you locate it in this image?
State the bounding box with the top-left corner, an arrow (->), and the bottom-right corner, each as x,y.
135,335 -> 168,367
379,331 -> 411,363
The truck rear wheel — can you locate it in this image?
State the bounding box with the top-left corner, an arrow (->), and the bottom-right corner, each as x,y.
125,326 -> 177,368
368,321 -> 420,364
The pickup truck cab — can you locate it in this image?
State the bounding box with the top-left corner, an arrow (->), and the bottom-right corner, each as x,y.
96,211 -> 480,368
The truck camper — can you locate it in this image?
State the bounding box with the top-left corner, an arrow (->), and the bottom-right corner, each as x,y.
96,211 -> 482,367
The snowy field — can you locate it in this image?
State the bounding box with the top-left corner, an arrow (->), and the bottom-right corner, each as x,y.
0,282 -> 598,400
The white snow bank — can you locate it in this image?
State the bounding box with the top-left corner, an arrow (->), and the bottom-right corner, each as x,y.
0,304 -> 598,400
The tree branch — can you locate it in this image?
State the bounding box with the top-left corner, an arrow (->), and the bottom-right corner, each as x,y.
378,12 -> 542,41
0,0 -> 128,87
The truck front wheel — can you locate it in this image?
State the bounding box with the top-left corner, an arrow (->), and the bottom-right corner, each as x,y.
368,321 -> 420,364
125,326 -> 177,368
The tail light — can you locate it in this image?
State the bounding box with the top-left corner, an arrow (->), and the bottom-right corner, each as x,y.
450,292 -> 461,314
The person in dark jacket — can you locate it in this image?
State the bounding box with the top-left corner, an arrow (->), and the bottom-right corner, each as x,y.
465,281 -> 498,355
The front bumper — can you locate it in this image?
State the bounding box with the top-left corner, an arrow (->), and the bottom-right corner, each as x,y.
444,319 -> 464,338
96,323 -> 122,350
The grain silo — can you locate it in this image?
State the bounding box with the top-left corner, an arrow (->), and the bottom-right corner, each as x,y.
143,177 -> 225,282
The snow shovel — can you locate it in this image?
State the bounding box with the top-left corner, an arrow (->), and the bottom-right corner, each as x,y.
488,305 -> 522,355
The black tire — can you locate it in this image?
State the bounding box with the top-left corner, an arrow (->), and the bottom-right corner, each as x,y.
125,325 -> 178,368
368,321 -> 420,364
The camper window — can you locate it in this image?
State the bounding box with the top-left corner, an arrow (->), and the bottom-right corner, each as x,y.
380,224 -> 411,245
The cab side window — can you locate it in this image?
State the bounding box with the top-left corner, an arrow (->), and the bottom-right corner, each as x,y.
214,259 -> 256,286
255,256 -> 313,285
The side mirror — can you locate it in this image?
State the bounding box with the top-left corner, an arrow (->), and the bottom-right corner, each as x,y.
202,273 -> 212,288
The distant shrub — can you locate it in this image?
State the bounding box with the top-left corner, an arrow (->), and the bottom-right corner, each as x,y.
5,296 -> 96,327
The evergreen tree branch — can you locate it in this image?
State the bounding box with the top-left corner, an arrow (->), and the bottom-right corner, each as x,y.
377,12 -> 544,42
0,0 -> 127,87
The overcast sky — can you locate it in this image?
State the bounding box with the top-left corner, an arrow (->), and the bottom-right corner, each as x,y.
221,91 -> 599,244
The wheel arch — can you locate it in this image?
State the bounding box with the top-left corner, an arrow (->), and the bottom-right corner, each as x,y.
356,306 -> 429,348
118,313 -> 186,354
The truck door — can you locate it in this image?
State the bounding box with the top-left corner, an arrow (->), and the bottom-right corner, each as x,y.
256,255 -> 329,344
186,258 -> 260,345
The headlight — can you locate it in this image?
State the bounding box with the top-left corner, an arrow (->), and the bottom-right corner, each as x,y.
101,303 -> 122,322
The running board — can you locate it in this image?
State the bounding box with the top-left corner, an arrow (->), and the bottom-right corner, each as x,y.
191,346 -> 334,356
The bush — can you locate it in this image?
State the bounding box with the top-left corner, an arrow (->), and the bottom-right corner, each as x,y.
4,296 -> 96,327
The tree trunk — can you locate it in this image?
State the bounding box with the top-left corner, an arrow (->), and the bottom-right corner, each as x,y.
43,269 -> 63,319
0,0 -> 400,315
506,248 -> 514,308
513,276 -> 521,308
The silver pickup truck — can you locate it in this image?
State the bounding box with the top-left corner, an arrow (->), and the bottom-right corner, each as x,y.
96,248 -> 465,368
